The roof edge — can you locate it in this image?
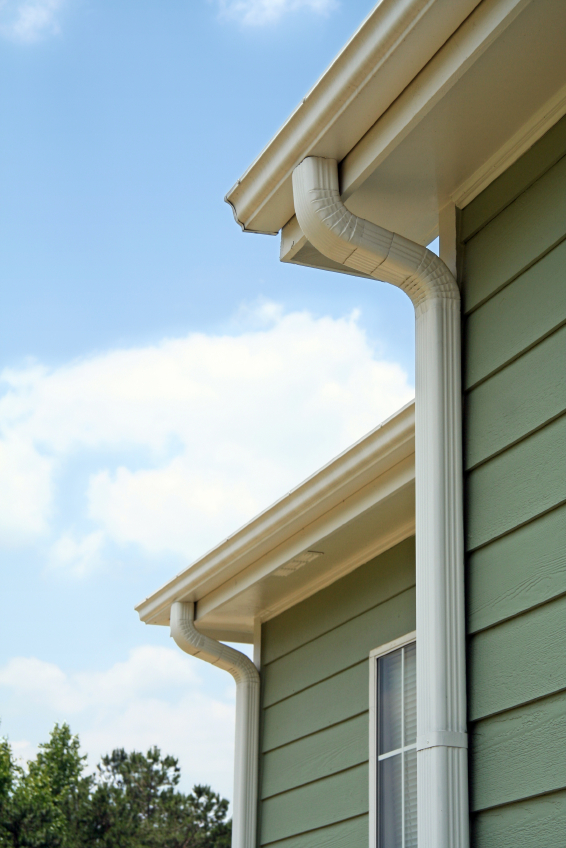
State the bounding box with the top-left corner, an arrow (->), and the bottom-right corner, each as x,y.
224,0 -> 482,234
136,399 -> 415,625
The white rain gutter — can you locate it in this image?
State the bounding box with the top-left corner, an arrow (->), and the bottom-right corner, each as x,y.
170,601 -> 260,848
293,157 -> 468,848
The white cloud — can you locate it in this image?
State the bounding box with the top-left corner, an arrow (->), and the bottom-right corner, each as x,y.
0,434 -> 53,544
0,303 -> 413,568
49,530 -> 105,577
0,0 -> 64,42
0,647 -> 235,796
216,0 -> 337,27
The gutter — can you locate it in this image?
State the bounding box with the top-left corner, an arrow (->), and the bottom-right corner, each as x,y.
170,602 -> 259,848
293,157 -> 468,848
224,0 -> 482,235
136,400 -> 414,629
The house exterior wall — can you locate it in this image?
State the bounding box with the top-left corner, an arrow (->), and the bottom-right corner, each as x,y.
257,536 -> 416,848
460,114 -> 566,848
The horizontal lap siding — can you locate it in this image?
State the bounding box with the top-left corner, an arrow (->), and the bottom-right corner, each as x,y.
461,115 -> 566,848
258,537 -> 415,846
472,790 -> 566,848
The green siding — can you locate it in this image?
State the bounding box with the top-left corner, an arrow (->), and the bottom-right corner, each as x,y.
262,587 -> 415,707
464,238 -> 566,389
467,505 -> 566,633
471,691 -> 566,812
461,114 -> 566,847
468,594 -> 566,721
257,536 -> 415,847
466,415 -> 566,550
262,539 -> 415,664
465,324 -> 566,468
261,764 -> 368,845
462,151 -> 566,313
472,791 -> 566,848
261,816 -> 368,848
460,113 -> 566,242
261,715 -> 368,800
262,661 -> 368,753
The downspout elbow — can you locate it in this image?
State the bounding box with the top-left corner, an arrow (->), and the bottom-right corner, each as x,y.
292,156 -> 459,311
170,602 -> 259,848
292,156 -> 469,848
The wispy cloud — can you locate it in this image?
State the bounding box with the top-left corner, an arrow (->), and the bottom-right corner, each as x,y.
49,530 -> 105,577
0,0 -> 64,42
0,302 -> 413,574
216,0 -> 337,27
0,647 -> 236,795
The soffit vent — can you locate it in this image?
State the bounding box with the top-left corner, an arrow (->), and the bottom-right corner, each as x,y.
274,550 -> 324,577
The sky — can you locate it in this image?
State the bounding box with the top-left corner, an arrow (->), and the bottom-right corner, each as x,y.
0,0 -> 419,800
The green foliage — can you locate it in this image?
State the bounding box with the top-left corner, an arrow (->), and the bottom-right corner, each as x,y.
0,726 -> 231,848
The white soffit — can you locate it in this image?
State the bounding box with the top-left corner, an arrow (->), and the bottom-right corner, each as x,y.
228,0 -> 566,253
136,402 -> 415,641
225,0 -> 484,235
340,0 -> 566,246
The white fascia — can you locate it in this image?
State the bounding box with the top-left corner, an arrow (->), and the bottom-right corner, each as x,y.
224,0 -> 482,235
136,401 -> 414,631
170,602 -> 259,848
293,157 -> 468,848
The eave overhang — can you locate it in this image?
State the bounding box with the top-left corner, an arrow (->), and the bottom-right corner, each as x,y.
226,0 -> 566,264
136,401 -> 415,642
225,0 -> 484,235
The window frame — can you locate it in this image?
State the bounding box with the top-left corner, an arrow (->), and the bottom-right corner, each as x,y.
369,630 -> 417,848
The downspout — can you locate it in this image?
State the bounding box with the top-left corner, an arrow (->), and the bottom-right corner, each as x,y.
292,157 -> 468,848
170,601 -> 260,848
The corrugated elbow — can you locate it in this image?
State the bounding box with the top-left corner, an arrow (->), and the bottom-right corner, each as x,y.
292,157 -> 459,310
170,601 -> 259,687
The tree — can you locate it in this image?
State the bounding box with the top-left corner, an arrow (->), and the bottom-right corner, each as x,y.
87,748 -> 231,848
0,725 -> 231,848
0,723 -> 91,848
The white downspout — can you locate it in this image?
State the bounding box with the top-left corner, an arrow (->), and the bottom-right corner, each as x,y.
170,601 -> 260,848
292,157 -> 469,848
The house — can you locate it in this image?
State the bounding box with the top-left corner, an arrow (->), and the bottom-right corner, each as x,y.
136,1 -> 566,847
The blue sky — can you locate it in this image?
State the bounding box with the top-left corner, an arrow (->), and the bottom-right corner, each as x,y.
0,0 -> 417,798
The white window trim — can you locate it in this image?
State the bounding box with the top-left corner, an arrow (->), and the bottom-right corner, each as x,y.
369,630 -> 417,848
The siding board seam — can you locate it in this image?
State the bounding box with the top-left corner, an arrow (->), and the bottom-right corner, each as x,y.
464,319 -> 566,393
469,684 -> 566,724
471,785 -> 566,815
461,150 -> 566,243
463,232 -> 566,317
260,760 -> 370,802
467,589 -> 566,637
465,499 -> 566,555
465,409 -> 566,472
262,582 -> 415,668
263,659 -> 368,710
262,709 -> 369,755
260,813 -> 368,848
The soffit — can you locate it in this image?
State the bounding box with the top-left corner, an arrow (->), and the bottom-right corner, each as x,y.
340,0 -> 566,246
136,402 -> 415,641
229,0 -> 566,255
225,0 -> 484,235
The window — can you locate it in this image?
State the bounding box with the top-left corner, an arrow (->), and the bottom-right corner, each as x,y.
369,633 -> 417,848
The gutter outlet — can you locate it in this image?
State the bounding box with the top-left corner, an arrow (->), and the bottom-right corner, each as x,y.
170,601 -> 260,848
293,156 -> 469,848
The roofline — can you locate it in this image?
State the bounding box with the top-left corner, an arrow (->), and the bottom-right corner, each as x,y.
136,400 -> 415,625
224,0 -> 483,234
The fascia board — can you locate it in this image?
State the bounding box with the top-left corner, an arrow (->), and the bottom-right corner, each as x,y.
195,455 -> 415,628
340,0 -> 533,201
225,0 -> 482,235
136,400 -> 415,626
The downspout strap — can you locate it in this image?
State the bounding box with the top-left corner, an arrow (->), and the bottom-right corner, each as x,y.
417,731 -> 468,751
